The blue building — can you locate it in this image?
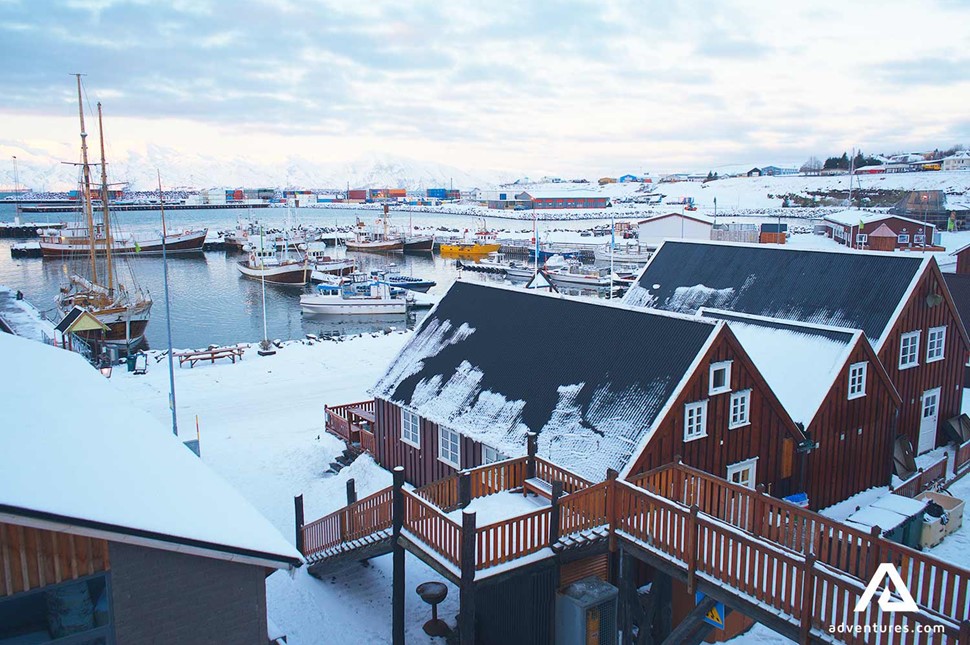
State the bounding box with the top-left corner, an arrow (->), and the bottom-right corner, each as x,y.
618,174 -> 641,183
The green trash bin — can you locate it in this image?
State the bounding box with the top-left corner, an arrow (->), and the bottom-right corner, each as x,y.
126,354 -> 137,372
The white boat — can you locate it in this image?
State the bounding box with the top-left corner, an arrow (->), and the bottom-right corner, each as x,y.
237,236 -> 310,285
305,243 -> 356,276
299,279 -> 409,315
594,243 -> 655,264
543,255 -> 612,286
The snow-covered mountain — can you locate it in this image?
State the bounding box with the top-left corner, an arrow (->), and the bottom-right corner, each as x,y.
0,146 -> 518,192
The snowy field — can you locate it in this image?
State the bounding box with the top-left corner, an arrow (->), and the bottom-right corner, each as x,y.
109,321 -> 970,643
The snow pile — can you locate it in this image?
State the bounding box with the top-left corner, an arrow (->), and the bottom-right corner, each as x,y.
665,284 -> 738,313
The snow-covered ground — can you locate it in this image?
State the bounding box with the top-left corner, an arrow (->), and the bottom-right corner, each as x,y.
107,308 -> 970,644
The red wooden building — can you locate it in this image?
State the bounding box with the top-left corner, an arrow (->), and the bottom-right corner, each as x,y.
363,281 -> 896,510
824,210 -> 940,251
627,240 -> 969,459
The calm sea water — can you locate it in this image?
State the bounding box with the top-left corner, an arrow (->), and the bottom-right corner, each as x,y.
0,203 -> 617,349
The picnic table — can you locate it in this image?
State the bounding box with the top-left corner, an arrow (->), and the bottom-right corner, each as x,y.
175,346 -> 245,368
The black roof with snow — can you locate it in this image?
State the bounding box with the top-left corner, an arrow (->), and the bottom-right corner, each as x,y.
625,241 -> 926,346
943,273 -> 970,338
372,281 -> 719,481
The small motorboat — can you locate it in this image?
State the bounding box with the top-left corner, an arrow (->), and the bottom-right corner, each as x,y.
299,279 -> 409,315
542,255 -> 612,287
370,270 -> 436,292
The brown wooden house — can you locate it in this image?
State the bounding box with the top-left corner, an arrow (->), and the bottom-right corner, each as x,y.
824,210 -> 940,251
698,310 -> 902,509
1,333 -> 301,644
365,281 -> 895,510
626,240 -> 970,458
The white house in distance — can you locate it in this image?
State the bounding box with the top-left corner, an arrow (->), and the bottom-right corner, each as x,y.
943,151 -> 970,172
636,211 -> 713,246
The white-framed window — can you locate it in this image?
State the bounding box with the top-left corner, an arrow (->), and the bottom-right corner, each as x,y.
401,409 -> 421,448
914,234 -> 926,244
684,401 -> 708,441
856,233 -> 868,245
727,457 -> 758,489
729,390 -> 751,429
898,233 -> 910,244
899,331 -> 920,369
438,427 -> 460,468
927,326 -> 946,362
848,362 -> 867,399
709,361 -> 732,395
482,445 -> 507,465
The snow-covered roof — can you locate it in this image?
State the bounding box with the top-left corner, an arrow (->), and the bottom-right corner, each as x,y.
517,190 -> 606,200
371,281 -> 720,482
700,310 -> 858,427
625,239 -> 930,349
823,209 -> 936,229
0,333 -> 302,569
637,212 -> 714,226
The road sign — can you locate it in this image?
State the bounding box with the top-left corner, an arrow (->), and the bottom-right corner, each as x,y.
695,591 -> 726,629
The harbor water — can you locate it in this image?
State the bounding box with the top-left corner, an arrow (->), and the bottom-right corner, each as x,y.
0,204 -> 623,349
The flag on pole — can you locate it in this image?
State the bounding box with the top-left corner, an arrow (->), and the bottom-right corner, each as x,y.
134,240 -> 141,253
859,219 -> 865,232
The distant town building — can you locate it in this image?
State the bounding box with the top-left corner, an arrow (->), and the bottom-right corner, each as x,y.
747,167 -> 762,177
943,151 -> 970,172
636,212 -> 713,245
516,190 -> 610,209
824,209 -> 940,250
760,166 -> 798,176
598,177 -> 617,185
618,174 -> 641,183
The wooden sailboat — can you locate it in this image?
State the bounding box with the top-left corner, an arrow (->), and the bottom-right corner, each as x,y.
55,76 -> 152,348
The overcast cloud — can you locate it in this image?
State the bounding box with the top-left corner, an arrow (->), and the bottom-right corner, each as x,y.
0,0 -> 968,176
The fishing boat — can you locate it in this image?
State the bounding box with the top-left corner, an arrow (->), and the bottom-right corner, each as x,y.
593,243 -> 655,264
236,234 -> 311,285
39,226 -> 206,257
439,220 -> 501,256
299,279 -> 409,315
55,76 -> 152,348
345,207 -> 404,252
370,270 -> 436,292
542,255 -> 612,286
403,234 -> 435,251
305,243 -> 356,276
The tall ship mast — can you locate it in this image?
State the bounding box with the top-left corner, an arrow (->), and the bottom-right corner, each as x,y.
55,75 -> 153,348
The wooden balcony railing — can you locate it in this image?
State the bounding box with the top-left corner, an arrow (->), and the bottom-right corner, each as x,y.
414,457 -> 530,512
632,462 -> 970,626
558,480 -> 609,535
476,506 -> 552,570
324,400 -> 376,446
302,486 -> 393,556
892,453 -> 948,499
534,457 -> 593,494
402,489 -> 462,567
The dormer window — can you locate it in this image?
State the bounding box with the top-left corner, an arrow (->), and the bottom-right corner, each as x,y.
709,361 -> 732,395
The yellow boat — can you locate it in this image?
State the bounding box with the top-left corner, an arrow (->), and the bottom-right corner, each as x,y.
439,241 -> 501,256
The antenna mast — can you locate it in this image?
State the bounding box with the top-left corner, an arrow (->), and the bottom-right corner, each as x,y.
74,73 -> 98,285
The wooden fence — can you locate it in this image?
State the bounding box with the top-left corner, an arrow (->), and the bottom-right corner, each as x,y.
302,486 -> 393,556
632,463 -> 970,627
476,506 -> 552,570
892,453 -> 949,498
324,400 -> 376,444
534,457 -> 593,494
402,489 -> 462,567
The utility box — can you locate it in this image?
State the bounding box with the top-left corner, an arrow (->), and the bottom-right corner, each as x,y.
556,576 -> 618,645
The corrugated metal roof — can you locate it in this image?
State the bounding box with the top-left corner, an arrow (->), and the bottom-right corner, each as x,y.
626,240 -> 926,345
943,273 -> 970,338
372,281 -> 718,481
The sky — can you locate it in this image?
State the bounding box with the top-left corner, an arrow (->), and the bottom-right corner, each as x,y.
1,0 -> 969,180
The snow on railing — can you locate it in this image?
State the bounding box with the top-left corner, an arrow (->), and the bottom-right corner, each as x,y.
475,506 -> 551,570
558,480 -> 609,536
414,457 -> 529,512
534,457 -> 593,494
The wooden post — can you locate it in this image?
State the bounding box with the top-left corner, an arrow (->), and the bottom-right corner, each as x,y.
617,547 -> 638,645
294,494 -> 305,555
752,483 -> 766,536
392,466 -> 405,645
526,432 -> 538,479
606,469 -> 619,552
686,504 -> 699,593
799,554 -> 817,643
459,509 -> 477,645
867,526 -> 882,580
549,481 -> 564,545
346,478 -> 357,505
959,620 -> 970,644
458,470 -> 472,509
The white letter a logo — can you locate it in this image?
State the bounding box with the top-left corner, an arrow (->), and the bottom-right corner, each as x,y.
854,563 -> 919,613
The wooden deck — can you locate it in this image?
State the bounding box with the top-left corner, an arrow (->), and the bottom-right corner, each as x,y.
300,456 -> 970,643
325,400 -> 377,454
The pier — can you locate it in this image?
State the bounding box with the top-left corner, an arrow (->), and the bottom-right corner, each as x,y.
0,221 -> 66,238
19,202 -> 272,214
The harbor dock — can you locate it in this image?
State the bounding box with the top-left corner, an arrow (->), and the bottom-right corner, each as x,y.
0,285 -> 57,344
